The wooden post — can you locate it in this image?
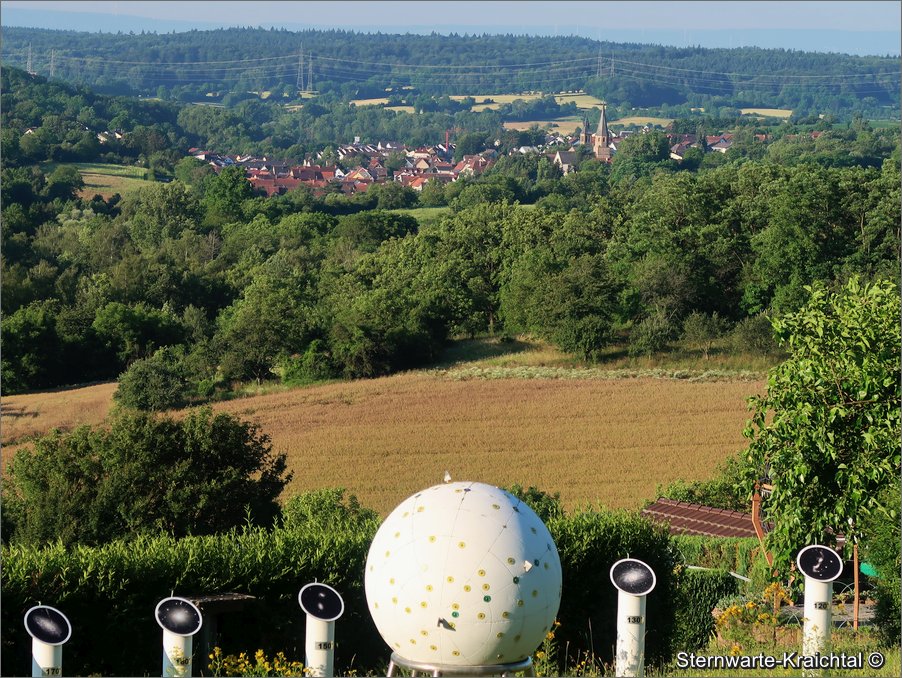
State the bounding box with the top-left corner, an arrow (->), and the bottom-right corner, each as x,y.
751,486 -> 773,567
853,542 -> 860,631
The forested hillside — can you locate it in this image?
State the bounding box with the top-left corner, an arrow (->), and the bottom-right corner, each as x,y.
2,26 -> 899,118
3,65 -> 899,400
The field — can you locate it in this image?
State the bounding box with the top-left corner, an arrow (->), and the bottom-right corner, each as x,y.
451,93 -> 543,105
553,92 -> 606,109
43,162 -> 149,199
388,205 -> 451,226
2,340 -> 764,517
612,116 -> 674,127
350,97 -> 391,106
740,107 -> 793,118
503,117 -> 583,134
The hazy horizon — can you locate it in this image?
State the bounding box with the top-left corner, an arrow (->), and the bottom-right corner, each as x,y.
2,1 -> 900,57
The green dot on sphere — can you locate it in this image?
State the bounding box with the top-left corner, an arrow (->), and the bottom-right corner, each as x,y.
452,611 -> 459,618
483,595 -> 491,602
512,577 -> 520,584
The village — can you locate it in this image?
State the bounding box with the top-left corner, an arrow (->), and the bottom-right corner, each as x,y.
184,103 -> 786,198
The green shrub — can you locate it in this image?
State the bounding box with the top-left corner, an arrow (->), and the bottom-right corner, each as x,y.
861,480 -> 902,646
114,345 -> 192,410
655,455 -> 751,512
670,535 -> 762,579
279,339 -> 336,385
505,484 -> 565,523
728,313 -> 778,356
280,488 -> 379,531
629,311 -> 676,356
2,408 -> 290,546
681,311 -> 730,359
547,509 -> 680,670
670,568 -> 739,652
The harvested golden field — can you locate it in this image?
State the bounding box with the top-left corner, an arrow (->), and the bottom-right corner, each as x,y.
3,368 -> 762,516
502,117 -> 582,134
2,382 -> 118,463
350,97 -> 391,106
612,116 -> 674,127
553,92 -> 606,109
740,107 -> 793,118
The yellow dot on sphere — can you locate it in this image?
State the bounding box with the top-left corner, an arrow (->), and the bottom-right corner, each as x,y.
477,612 -> 486,620
482,584 -> 490,591
458,542 -> 466,548
463,585 -> 471,592
477,569 -> 486,577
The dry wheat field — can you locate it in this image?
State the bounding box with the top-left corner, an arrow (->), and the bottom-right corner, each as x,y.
2,369 -> 763,516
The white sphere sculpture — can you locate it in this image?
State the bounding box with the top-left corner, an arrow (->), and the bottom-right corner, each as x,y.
364,481 -> 562,666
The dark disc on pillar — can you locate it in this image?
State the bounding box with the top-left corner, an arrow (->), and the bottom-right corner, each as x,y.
155,597 -> 203,636
24,606 -> 72,645
610,558 -> 656,596
796,545 -> 843,582
299,582 -> 345,621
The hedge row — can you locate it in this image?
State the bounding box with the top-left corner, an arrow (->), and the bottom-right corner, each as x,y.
2,507 -> 741,677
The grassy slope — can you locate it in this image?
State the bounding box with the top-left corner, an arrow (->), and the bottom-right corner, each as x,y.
42,162 -> 150,199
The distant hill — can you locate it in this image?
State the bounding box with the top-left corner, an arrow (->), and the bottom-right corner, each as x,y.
2,7 -> 900,57
2,26 -> 899,116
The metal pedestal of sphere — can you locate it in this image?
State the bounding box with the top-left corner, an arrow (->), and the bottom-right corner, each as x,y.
386,652 -> 535,677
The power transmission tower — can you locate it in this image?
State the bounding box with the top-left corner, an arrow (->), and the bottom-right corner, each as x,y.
50,49 -> 55,79
610,52 -> 615,79
307,55 -> 313,93
297,45 -> 305,91
26,42 -> 34,74
596,48 -> 602,78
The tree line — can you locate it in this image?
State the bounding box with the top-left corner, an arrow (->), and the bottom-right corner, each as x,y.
3,140 -> 898,401
3,26 -> 899,118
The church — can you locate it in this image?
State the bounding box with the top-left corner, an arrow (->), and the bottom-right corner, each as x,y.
579,102 -> 615,163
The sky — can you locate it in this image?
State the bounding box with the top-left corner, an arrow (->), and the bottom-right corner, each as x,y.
2,0 -> 901,56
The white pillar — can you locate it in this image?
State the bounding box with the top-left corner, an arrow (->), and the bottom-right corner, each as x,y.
305,616 -> 336,678
162,629 -> 193,678
615,590 -> 647,678
31,639 -> 62,677
802,577 -> 832,657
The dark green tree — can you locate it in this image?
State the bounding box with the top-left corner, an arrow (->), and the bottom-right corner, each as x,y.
2,407 -> 291,546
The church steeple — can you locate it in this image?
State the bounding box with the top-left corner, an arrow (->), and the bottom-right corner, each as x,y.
580,115 -> 591,146
592,102 -> 614,163
595,102 -> 611,144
